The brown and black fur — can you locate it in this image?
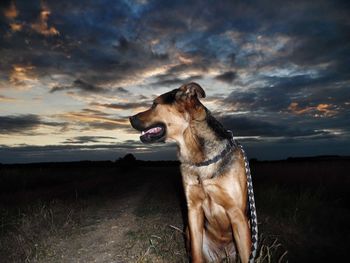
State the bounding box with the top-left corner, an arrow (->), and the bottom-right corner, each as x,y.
130,83 -> 252,263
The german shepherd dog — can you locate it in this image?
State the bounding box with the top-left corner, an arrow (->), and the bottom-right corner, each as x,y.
130,83 -> 258,263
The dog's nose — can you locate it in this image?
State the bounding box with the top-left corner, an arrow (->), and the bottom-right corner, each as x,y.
129,115 -> 143,130
129,115 -> 136,126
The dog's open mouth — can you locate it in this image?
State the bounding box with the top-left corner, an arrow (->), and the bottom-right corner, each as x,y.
140,123 -> 166,143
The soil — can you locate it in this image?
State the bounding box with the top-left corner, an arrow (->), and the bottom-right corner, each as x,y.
36,179 -> 187,263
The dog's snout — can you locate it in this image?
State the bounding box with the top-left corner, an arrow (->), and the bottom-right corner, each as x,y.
129,115 -> 136,126
129,115 -> 143,131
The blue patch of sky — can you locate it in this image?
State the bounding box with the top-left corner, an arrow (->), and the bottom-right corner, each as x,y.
122,0 -> 149,18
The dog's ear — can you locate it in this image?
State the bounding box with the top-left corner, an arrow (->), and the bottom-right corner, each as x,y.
176,82 -> 206,100
176,82 -> 206,120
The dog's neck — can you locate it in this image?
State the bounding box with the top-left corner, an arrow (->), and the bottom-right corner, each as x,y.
177,112 -> 232,165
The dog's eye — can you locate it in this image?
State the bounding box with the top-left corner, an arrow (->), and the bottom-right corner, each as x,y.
151,102 -> 157,109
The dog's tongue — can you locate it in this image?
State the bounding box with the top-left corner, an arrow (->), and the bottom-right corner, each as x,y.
141,126 -> 162,135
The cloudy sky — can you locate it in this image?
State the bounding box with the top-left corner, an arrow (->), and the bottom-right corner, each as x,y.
0,0 -> 349,163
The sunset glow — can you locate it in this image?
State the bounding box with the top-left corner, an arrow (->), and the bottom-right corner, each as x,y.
1,0 -> 349,163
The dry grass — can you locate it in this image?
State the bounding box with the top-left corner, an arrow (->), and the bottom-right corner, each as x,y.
132,224 -> 188,263
132,226 -> 290,263
255,235 -> 288,263
0,159 -> 349,262
0,200 -> 84,262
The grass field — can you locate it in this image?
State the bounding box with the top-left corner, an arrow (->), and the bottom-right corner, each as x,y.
0,157 -> 349,262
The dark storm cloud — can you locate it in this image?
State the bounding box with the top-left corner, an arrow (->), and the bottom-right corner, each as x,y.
80,108 -> 110,116
0,114 -> 67,134
278,7 -> 350,72
1,0 -> 349,84
219,115 -> 332,138
150,73 -> 203,87
0,141 -> 177,163
50,79 -> 109,93
0,114 -> 41,134
1,0 -> 350,162
114,87 -> 129,93
2,0 -> 346,92
91,102 -> 150,110
224,72 -> 350,115
0,0 -> 171,88
62,136 -> 115,144
113,37 -> 169,61
0,114 -> 69,136
215,71 -> 236,84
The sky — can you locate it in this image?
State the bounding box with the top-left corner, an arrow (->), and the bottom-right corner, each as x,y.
0,0 -> 349,163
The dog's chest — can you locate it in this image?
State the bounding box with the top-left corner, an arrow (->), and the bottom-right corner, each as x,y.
182,168 -> 233,226
181,159 -> 245,222
201,183 -> 232,231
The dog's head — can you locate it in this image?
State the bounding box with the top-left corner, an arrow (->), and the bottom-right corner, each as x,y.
129,82 -> 206,143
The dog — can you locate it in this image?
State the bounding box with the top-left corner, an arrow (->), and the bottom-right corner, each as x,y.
130,82 -> 258,263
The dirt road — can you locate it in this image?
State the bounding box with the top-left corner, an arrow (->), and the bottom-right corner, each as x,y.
37,178 -> 187,263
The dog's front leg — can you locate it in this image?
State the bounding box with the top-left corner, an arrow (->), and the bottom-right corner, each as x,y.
226,207 -> 251,263
185,184 -> 205,263
188,205 -> 204,262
